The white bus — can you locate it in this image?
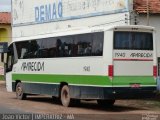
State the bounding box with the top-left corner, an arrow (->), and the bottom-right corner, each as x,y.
3,25 -> 157,107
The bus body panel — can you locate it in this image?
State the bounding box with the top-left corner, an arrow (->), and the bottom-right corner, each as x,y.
112,29 -> 157,89
5,25 -> 157,99
6,72 -> 12,92
114,60 -> 153,76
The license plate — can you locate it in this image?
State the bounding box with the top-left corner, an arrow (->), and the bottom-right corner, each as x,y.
130,84 -> 141,88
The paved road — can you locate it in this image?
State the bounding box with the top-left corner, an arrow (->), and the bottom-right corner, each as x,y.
0,104 -> 143,120
0,104 -> 27,113
0,81 -> 160,120
0,104 -> 154,120
0,102 -> 31,120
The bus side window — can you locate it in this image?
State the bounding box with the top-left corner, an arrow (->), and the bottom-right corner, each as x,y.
6,45 -> 14,72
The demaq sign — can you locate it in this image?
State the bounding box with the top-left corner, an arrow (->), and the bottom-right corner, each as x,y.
35,1 -> 63,23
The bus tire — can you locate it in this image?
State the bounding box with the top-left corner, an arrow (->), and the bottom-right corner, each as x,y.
16,82 -> 26,100
97,99 -> 115,107
60,85 -> 72,107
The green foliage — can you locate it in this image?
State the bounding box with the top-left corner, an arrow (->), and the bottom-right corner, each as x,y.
0,75 -> 4,81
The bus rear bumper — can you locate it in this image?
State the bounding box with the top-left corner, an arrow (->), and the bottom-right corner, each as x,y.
70,85 -> 157,100
108,86 -> 157,99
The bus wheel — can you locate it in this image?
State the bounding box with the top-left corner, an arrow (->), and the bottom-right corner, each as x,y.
60,85 -> 72,107
16,82 -> 26,100
97,99 -> 115,107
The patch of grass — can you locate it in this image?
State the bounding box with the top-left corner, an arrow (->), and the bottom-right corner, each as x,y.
142,95 -> 160,109
153,101 -> 160,106
0,75 -> 4,81
145,100 -> 160,110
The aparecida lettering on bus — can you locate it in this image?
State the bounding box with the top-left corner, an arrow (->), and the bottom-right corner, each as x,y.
130,53 -> 152,58
21,62 -> 44,71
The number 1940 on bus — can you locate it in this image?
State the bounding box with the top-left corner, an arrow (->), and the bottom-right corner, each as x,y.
114,52 -> 126,57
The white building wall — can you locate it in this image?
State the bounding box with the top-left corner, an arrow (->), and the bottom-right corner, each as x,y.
12,0 -> 132,38
12,12 -> 130,38
138,15 -> 160,57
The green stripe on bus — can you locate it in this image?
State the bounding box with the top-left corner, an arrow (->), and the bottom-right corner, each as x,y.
12,74 -> 112,86
12,74 -> 156,86
113,76 -> 156,86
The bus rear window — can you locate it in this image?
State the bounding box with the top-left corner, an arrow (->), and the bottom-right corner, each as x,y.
114,32 -> 153,50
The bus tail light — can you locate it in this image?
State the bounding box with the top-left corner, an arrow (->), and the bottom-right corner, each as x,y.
153,66 -> 157,78
108,65 -> 114,79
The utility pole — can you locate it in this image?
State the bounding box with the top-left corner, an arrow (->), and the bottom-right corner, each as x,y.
147,0 -> 149,25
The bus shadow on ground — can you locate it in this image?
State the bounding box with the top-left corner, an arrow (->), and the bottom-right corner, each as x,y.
24,96 -> 147,112
74,100 -> 147,112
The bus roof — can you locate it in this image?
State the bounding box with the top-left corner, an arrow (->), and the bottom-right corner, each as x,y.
11,25 -> 155,44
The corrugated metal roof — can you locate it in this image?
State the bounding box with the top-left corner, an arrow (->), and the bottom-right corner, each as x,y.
134,0 -> 160,14
0,12 -> 11,24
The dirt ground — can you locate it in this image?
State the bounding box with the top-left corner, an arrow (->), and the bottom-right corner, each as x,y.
0,81 -> 160,120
